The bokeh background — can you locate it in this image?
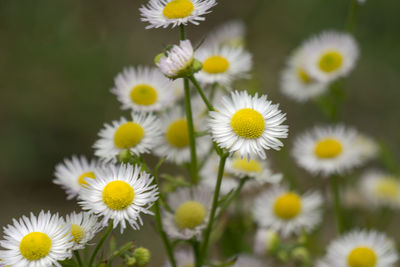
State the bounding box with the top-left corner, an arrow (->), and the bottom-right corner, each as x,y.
1,0 -> 400,265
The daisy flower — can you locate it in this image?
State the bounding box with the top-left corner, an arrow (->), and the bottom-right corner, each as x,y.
292,125 -> 362,176
65,212 -> 103,250
163,248 -> 194,267
325,230 -> 398,267
203,20 -> 246,48
79,164 -> 159,233
163,186 -> 212,240
53,155 -> 100,200
153,107 -> 211,164
0,211 -> 73,267
254,228 -> 279,255
359,170 -> 400,208
225,153 -> 282,184
157,40 -> 195,79
253,186 -> 323,237
354,134 -> 379,163
93,112 -> 162,163
201,154 -> 240,195
140,0 -> 216,29
302,31 -> 359,83
209,90 -> 288,159
280,47 -> 329,102
195,45 -> 252,85
111,66 -> 175,112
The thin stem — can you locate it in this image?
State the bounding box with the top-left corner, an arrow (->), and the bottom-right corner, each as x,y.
74,250 -> 84,267
88,221 -> 113,267
184,77 -> 199,184
153,159 -> 177,267
330,175 -> 344,234
346,0 -> 359,33
179,24 -> 185,40
216,177 -> 249,219
192,239 -> 201,267
189,75 -> 214,111
199,153 -> 229,265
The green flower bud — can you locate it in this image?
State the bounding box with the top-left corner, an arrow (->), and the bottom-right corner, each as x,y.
291,247 -> 310,263
133,247 -> 151,266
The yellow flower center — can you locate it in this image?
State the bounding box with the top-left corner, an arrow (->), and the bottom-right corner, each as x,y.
348,247 -> 377,267
230,108 -> 265,139
273,193 -> 302,220
202,55 -> 230,74
163,0 -> 194,19
19,232 -> 52,261
166,119 -> 189,148
232,158 -> 262,173
114,122 -> 144,149
71,224 -> 84,243
297,67 -> 312,84
78,171 -> 96,187
376,177 -> 400,200
174,201 -> 206,229
318,50 -> 343,73
314,138 -> 343,159
102,181 -> 135,210
130,84 -> 158,106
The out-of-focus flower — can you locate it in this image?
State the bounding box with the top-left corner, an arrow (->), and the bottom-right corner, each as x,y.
53,155 -> 100,200
79,164 -> 159,233
209,90 -> 288,159
163,186 -> 212,240
111,66 -> 175,112
253,186 -> 323,237
325,230 -> 398,267
292,125 -> 362,176
65,211 -> 103,250
93,112 -> 162,163
203,20 -> 246,48
140,0 -> 216,29
195,44 -> 252,86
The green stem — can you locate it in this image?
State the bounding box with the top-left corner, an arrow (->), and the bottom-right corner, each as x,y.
179,24 -> 185,40
216,177 -> 249,219
189,75 -> 214,111
74,250 -> 84,267
330,175 -> 344,234
192,239 -> 201,267
199,153 -> 229,265
153,159 -> 177,267
346,0 -> 359,33
184,77 -> 199,185
88,221 -> 113,267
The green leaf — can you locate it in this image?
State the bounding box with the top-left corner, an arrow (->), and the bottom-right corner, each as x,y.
59,258 -> 78,267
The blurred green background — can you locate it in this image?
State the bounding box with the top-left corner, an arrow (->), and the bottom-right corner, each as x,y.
1,0 -> 400,265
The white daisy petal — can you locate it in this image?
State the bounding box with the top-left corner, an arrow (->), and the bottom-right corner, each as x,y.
78,164 -> 159,233
209,90 -> 288,159
65,212 -> 103,250
203,20 -> 246,48
140,0 -> 217,29
0,211 -> 73,267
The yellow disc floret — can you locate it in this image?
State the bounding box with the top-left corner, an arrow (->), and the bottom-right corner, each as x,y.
314,138 -> 343,159
78,171 -> 96,186
174,201 -> 206,229
102,181 -> 135,210
71,224 -> 84,243
130,84 -> 158,106
376,177 -> 400,200
202,56 -> 230,74
230,108 -> 265,139
297,67 -> 312,84
19,232 -> 52,261
166,119 -> 189,148
232,158 -> 262,173
348,247 -> 377,267
273,193 -> 302,220
318,50 -> 343,73
163,0 -> 194,19
114,122 -> 144,149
